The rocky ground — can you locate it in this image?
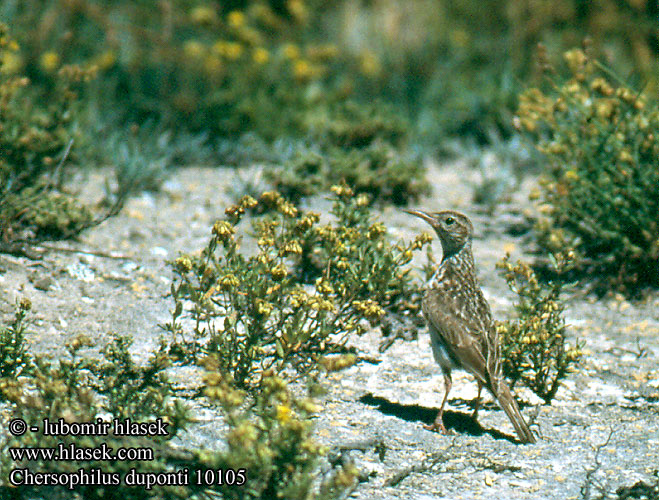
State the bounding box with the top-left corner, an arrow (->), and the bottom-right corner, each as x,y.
1,161 -> 658,500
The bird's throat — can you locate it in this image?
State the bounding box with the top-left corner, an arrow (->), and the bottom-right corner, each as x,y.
438,246 -> 476,284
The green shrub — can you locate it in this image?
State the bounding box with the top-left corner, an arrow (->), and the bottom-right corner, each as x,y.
164,187 -> 431,389
201,370 -> 357,500
0,298 -> 33,381
304,100 -> 409,149
2,312 -> 351,499
496,253 -> 582,404
0,333 -> 191,500
266,100 -> 427,206
94,335 -> 187,426
0,23 -> 98,245
517,48 -> 659,292
266,143 -> 429,206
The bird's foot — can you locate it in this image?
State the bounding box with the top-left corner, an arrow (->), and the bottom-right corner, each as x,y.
423,421 -> 451,434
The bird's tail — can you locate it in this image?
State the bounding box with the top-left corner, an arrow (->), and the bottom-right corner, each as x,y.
494,381 -> 536,444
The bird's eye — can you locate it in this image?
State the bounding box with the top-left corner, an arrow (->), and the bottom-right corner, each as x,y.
445,217 -> 454,225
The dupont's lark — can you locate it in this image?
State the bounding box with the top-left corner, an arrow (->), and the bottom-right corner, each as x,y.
405,209 -> 536,444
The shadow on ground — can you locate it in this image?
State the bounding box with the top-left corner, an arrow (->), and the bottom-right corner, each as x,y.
359,393 -> 518,443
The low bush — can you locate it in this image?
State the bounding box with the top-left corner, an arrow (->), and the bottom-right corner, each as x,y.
0,298 -> 33,381
0,24 -> 101,246
266,142 -> 428,206
496,253 -> 582,404
517,48 -> 659,292
164,187 -> 431,389
0,333 -> 189,500
202,369 -> 357,500
0,310 -> 347,499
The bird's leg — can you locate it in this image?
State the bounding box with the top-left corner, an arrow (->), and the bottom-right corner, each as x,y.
472,381 -> 482,420
424,372 -> 452,433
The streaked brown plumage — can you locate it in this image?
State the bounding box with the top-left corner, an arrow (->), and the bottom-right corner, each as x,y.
405,209 -> 536,444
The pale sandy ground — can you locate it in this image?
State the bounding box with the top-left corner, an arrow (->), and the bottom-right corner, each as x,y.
1,161 -> 657,499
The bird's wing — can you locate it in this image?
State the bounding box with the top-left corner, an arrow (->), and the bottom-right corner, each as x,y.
423,300 -> 499,388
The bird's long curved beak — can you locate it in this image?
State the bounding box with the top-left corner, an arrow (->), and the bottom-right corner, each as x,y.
403,208 -> 434,225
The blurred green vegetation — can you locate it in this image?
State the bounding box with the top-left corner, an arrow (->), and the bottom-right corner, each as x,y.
2,0 -> 657,150
2,1 -> 658,261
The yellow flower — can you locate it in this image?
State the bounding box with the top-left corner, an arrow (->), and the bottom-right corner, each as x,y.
39,51 -> 60,73
227,10 -> 246,28
0,38 -> 19,52
212,40 -> 226,56
183,40 -> 205,60
594,100 -> 616,120
330,184 -> 354,198
309,297 -> 335,312
219,274 -> 240,290
315,278 -> 334,295
287,0 -> 308,23
289,289 -> 309,308
257,254 -> 272,266
93,50 -> 117,71
283,43 -> 300,60
276,404 -> 292,424
225,42 -> 243,60
293,59 -> 312,81
190,6 -> 218,24
277,200 -> 298,217
295,213 -> 320,231
618,150 -> 634,163
355,194 -> 370,207
271,263 -> 288,281
283,241 -> 303,255
260,191 -> 283,205
175,256 -> 193,273
252,47 -> 269,65
359,50 -> 381,76
258,236 -> 275,247
590,77 -> 613,96
0,51 -> 22,74
256,299 -> 274,317
616,87 -> 636,104
367,222 -> 386,239
352,299 -> 384,319
564,170 -> 579,182
563,48 -> 587,75
212,40 -> 243,60
239,195 -> 258,209
212,220 -> 236,240
412,232 -> 433,249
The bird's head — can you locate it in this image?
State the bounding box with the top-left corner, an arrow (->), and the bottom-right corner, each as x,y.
404,209 -> 473,257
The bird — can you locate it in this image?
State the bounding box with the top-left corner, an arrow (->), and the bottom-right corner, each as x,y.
404,209 -> 536,444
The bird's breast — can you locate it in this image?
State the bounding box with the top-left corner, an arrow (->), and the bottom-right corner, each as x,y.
428,324 -> 462,372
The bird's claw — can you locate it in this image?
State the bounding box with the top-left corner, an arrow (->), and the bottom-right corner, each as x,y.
423,421 -> 451,434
